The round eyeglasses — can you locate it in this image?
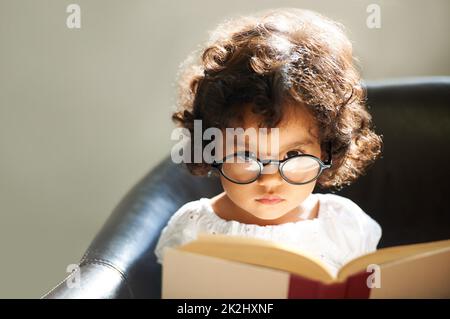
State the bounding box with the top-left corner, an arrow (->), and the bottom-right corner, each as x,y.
211,142 -> 332,185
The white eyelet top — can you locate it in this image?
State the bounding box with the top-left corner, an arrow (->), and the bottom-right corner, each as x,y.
154,193 -> 382,276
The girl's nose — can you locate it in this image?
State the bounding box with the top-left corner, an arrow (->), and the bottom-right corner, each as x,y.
257,163 -> 284,187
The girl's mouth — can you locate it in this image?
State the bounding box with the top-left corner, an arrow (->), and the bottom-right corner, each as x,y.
255,196 -> 285,205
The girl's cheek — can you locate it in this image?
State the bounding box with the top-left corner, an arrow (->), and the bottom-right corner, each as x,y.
286,183 -> 315,199
225,182 -> 254,198
220,178 -> 243,199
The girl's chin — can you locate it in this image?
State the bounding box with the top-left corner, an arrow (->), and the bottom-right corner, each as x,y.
249,208 -> 288,221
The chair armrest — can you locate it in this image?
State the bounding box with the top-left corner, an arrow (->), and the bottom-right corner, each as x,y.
41,261 -> 132,299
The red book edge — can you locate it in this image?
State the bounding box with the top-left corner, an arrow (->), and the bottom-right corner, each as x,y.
288,271 -> 371,299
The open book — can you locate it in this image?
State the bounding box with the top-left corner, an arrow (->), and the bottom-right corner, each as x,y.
162,234 -> 450,298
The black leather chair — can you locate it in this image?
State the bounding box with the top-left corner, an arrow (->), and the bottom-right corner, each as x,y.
41,77 -> 450,299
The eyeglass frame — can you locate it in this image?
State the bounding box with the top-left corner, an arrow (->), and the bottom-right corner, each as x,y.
211,141 -> 333,185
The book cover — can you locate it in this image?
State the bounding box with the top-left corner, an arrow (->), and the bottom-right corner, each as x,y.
162,234 -> 450,298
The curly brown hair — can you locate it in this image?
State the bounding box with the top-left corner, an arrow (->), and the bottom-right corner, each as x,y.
172,8 -> 382,191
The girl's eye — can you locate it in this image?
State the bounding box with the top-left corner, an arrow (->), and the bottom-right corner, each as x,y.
284,150 -> 303,159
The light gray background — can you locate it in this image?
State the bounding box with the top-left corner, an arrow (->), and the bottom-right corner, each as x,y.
0,0 -> 449,298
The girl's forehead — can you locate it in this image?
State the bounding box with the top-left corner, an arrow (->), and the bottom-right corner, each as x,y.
233,102 -> 318,137
218,103 -> 320,154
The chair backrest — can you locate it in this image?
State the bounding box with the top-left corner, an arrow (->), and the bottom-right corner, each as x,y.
336,77 -> 450,248
42,77 -> 450,299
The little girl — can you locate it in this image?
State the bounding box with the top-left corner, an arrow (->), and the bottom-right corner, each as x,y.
154,8 -> 383,276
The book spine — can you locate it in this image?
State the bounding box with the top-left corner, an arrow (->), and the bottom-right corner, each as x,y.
288,274 -> 346,298
317,281 -> 347,298
344,271 -> 371,299
288,274 -> 320,298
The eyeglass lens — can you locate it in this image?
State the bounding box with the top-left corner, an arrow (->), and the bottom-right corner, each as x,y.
221,154 -> 321,184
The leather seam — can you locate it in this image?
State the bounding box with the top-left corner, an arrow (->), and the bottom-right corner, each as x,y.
41,270 -> 78,299
79,258 -> 135,298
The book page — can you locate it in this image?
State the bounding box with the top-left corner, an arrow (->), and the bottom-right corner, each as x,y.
163,248 -> 292,298
338,239 -> 450,281
178,233 -> 336,283
369,247 -> 450,298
